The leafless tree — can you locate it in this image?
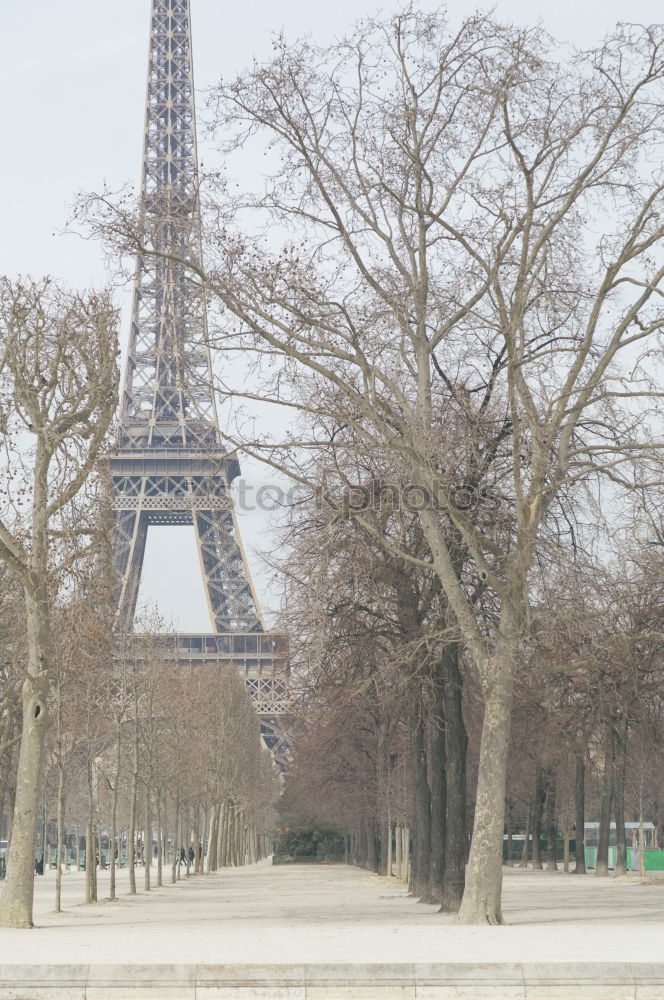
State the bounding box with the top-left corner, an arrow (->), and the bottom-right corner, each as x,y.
84,12 -> 664,922
0,277 -> 119,927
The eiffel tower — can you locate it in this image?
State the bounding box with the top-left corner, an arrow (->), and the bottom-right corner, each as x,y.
110,0 -> 289,759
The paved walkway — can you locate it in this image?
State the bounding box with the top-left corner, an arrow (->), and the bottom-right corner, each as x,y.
0,860 -> 663,965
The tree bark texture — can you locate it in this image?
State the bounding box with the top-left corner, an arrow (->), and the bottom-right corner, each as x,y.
545,772 -> 557,871
613,719 -> 628,876
574,752 -> 586,874
457,670 -> 513,925
531,769 -> 547,871
596,725 -> 615,877
0,594 -> 50,928
441,642 -> 467,912
427,679 -> 447,904
409,685 -> 431,899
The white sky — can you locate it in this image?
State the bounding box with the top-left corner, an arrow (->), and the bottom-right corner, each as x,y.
1,0 -> 662,631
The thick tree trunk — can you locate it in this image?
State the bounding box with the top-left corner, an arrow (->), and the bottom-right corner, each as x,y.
376,716 -> 391,878
366,816 -> 377,873
574,752 -> 586,874
0,603 -> 50,928
408,685 -> 431,898
519,807 -> 531,867
563,828 -> 570,873
427,697 -> 447,904
457,670 -> 513,925
545,773 -> 557,871
531,769 -> 547,871
441,642 -> 467,912
613,720 -> 628,876
207,806 -> 218,873
596,725 -> 615,877
0,780 -> 5,853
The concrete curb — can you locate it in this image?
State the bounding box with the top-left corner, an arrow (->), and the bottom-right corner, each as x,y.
0,963 -> 663,998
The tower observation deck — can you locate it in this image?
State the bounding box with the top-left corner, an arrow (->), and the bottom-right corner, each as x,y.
110,0 -> 289,763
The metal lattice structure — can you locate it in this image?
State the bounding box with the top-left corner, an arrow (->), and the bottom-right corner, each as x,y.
110,0 -> 289,743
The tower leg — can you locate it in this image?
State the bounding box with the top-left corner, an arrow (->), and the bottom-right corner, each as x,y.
114,511 -> 148,631
194,507 -> 261,632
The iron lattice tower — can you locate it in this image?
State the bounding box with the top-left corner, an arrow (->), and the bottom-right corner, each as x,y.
110,0 -> 289,747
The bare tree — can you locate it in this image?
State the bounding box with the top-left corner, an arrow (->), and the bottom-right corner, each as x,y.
201,15 -> 664,923
85,12 -> 664,922
0,278 -> 118,928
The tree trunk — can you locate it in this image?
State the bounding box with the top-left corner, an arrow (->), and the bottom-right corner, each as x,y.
109,732 -> 121,901
219,802 -> 229,868
427,698 -> 447,904
395,826 -> 402,878
613,719 -> 628,876
144,785 -> 151,891
176,805 -> 182,881
156,794 -> 163,887
408,684 -> 431,898
86,760 -> 97,904
171,801 -> 179,884
457,669 -> 513,925
403,827 -> 410,882
574,752 -> 586,874
531,769 -> 547,871
545,773 -> 557,871
85,822 -> 93,905
0,779 -> 5,854
55,765 -> 65,913
194,810 -> 201,874
127,771 -> 138,894
519,807 -> 531,867
185,807 -> 191,877
441,642 -> 467,912
0,601 -> 50,928
223,803 -> 233,868
207,807 -> 217,873
366,816 -> 377,873
596,725 -> 615,877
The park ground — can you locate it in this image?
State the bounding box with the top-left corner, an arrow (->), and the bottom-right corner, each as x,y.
1,859 -> 664,964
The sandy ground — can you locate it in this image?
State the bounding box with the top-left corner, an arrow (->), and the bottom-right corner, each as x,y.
0,860 -> 663,965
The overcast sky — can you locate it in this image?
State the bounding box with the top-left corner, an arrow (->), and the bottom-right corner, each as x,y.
1,0 -> 662,631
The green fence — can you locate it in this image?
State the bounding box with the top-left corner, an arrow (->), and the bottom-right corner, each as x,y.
585,847 -> 664,871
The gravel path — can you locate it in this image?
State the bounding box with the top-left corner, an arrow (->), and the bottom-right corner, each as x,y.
0,860 -> 663,964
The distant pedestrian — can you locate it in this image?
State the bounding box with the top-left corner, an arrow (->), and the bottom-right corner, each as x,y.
188,846 -> 194,867
179,847 -> 186,867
